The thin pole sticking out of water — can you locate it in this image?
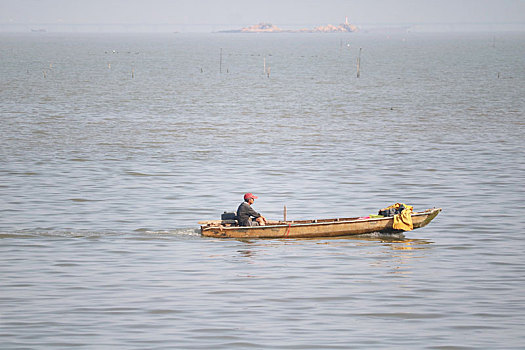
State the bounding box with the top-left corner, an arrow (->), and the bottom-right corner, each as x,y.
219,48 -> 223,74
131,67 -> 134,79
356,47 -> 362,78
264,56 -> 270,77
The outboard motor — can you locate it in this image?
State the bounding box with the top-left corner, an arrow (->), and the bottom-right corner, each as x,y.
221,212 -> 238,226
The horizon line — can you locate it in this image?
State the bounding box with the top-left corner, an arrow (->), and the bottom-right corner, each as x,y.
2,21 -> 525,26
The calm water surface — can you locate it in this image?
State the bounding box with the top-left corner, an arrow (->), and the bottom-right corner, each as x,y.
1,32 -> 524,349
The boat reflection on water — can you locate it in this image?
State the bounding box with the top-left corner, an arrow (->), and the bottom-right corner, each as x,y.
232,233 -> 434,264
233,233 -> 434,246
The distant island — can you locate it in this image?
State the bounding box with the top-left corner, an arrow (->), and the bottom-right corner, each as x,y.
220,17 -> 358,33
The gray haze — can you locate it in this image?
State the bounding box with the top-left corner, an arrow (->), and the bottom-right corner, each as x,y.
1,0 -> 525,32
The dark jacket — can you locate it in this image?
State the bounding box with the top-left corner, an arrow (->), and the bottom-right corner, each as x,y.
236,202 -> 261,226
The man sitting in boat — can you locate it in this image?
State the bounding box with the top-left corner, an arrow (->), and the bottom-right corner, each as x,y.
237,193 -> 267,226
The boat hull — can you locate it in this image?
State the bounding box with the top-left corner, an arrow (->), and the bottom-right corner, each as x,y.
200,208 -> 441,239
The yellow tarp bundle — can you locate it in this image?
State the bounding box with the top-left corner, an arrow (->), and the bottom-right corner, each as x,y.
382,203 -> 414,231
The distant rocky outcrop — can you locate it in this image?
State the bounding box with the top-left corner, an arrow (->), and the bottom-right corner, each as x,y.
302,17 -> 358,33
219,23 -> 283,33
242,23 -> 283,33
219,17 -> 358,33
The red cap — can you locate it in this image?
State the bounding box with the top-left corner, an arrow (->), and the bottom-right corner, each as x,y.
244,193 -> 258,200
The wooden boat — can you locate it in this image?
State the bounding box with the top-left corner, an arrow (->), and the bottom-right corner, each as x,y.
200,207 -> 441,239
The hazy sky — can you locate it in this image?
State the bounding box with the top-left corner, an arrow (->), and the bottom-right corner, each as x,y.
1,0 -> 524,27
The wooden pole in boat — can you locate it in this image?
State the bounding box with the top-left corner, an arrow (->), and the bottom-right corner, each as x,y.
284,205 -> 287,222
356,47 -> 361,78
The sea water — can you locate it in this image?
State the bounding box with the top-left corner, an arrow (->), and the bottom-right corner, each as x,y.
1,32 -> 524,349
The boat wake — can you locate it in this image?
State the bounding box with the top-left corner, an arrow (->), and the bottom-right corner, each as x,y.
133,228 -> 201,237
0,228 -> 201,239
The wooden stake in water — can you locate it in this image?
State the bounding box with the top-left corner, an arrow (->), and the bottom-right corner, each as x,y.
219,48 -> 223,74
131,68 -> 134,78
356,47 -> 362,78
263,56 -> 266,75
